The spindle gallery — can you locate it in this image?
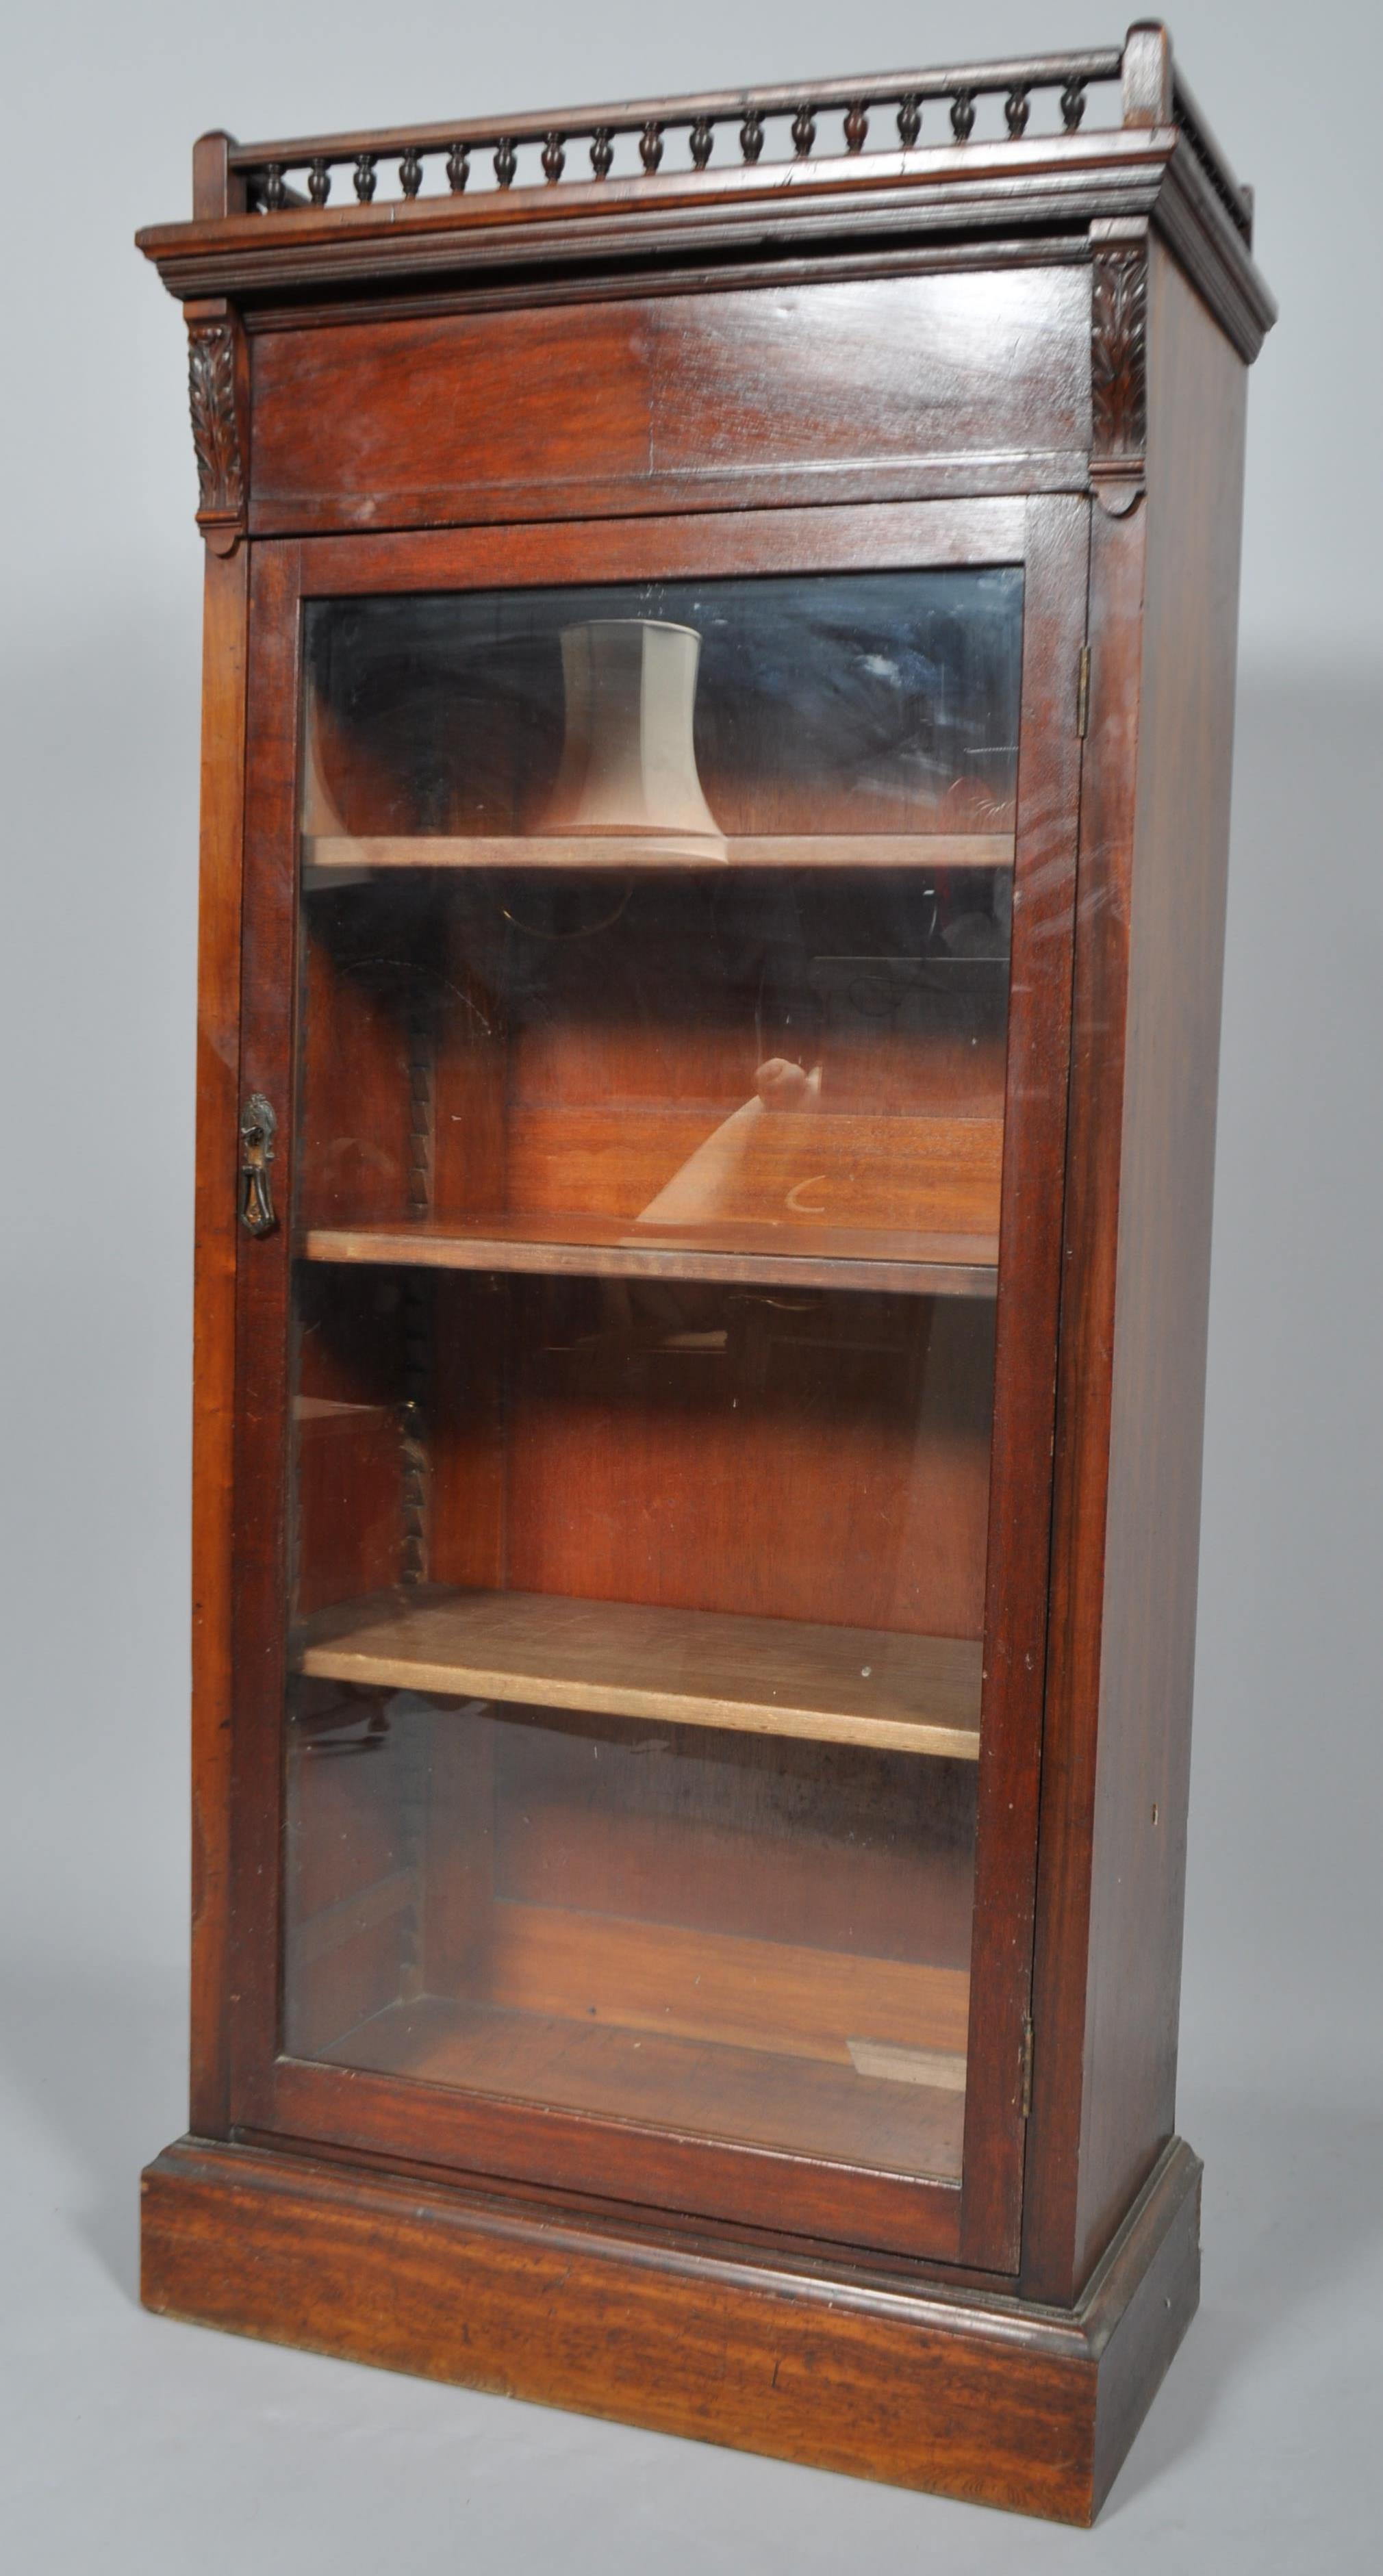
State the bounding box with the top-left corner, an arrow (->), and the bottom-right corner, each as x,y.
135,22 -> 1273,2523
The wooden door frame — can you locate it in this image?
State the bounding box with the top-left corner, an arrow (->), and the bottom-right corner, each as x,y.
212,494 -> 1089,2273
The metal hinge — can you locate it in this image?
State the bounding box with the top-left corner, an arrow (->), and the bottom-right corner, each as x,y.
1076,643 -> 1091,738
1020,2014 -> 1035,2119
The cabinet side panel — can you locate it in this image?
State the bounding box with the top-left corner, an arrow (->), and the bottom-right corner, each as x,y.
189,545 -> 249,2137
1022,483 -> 1145,2303
1074,248 -> 1247,2279
959,494 -> 1089,2271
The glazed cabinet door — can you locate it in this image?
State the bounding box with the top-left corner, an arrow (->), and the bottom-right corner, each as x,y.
224,499 -> 1087,2271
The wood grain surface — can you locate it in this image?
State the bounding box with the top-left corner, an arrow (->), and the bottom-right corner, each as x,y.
245,271 -> 1089,537
298,1585 -> 982,1759
956,492 -> 1087,2272
322,1987 -> 968,2179
141,2132 -> 1202,2523
303,1216 -> 998,1299
1022,243 -> 1249,2301
303,830 -> 1013,874
154,56 -> 1269,2492
187,545 -> 249,2137
136,121 -> 1273,380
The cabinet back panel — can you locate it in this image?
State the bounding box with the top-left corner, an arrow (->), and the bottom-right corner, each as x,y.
294,1267 -> 406,1614
491,1709 -> 976,1967
301,869 -> 1011,1244
430,1275 -> 994,1637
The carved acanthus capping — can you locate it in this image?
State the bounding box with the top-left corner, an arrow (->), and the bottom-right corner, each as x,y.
1089,232 -> 1148,517
187,317 -> 246,551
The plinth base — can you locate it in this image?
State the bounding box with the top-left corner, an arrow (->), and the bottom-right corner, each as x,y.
141,2132 -> 1200,2525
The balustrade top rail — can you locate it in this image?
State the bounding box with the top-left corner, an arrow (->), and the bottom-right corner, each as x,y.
212,24 -> 1252,244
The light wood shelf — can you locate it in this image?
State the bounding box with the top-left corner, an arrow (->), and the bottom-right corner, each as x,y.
301,830 -> 1015,881
296,1587 -> 982,1760
302,1214 -> 998,1298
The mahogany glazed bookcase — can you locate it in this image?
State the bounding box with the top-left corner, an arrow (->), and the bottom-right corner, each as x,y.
136,21 -> 1274,2524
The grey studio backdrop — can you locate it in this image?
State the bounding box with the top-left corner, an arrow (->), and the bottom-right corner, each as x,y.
1,2 -> 1379,2568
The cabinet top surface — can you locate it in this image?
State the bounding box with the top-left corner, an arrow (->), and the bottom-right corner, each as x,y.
136,22 -> 1273,355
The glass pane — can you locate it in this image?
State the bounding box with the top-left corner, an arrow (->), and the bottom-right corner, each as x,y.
283,570 -> 1020,2189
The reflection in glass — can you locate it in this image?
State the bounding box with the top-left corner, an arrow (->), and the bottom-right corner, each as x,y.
286,1687 -> 976,2180
281,568 -> 1024,2189
303,569 -> 1022,851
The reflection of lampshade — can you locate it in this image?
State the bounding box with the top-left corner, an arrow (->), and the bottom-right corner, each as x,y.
537,619 -> 725,858
301,689 -> 351,837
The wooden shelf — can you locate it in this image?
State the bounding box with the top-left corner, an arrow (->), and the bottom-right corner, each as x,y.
303,1214 -> 998,1298
302,830 -> 1014,880
296,1587 -> 982,1760
318,1990 -> 967,2180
